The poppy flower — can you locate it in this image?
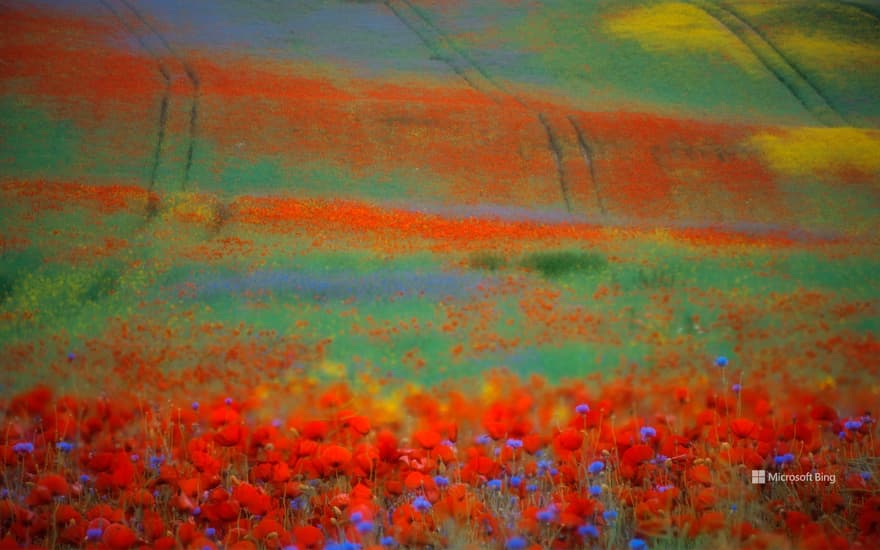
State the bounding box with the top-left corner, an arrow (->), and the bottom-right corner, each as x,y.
101,523 -> 137,550
252,517 -> 287,542
730,418 -> 757,439
413,429 -> 442,450
321,444 -> 352,472
621,444 -> 654,467
556,428 -> 583,451
214,423 -> 244,447
293,525 -> 324,549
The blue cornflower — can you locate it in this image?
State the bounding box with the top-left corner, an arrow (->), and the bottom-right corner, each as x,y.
12,442 -> 34,454
578,524 -> 599,538
526,483 -> 538,492
731,504 -> 738,512
715,356 -> 728,367
433,475 -> 449,488
79,474 -> 90,484
603,509 -> 618,522
56,441 -> 74,453
192,506 -> 201,516
350,511 -> 363,523
505,536 -> 528,550
476,434 -> 491,445
774,453 -> 795,465
67,352 -> 76,361
290,496 -> 305,510
549,468 -> 559,476
653,454 -> 669,465
149,455 -> 165,469
381,536 -> 396,547
130,454 -> 139,462
588,460 -> 605,474
537,459 -> 552,472
356,520 -> 374,534
640,426 -> 657,441
838,431 -> 847,439
630,538 -> 648,550
205,527 -> 216,538
272,418 -> 283,428
86,527 -> 103,540
192,401 -> 199,411
861,471 -> 872,480
845,420 -> 863,431
589,484 -> 602,496
510,475 -> 522,488
536,506 -> 556,522
487,479 -> 503,491
506,438 -> 523,449
413,496 -> 432,512
576,403 -> 590,414
732,383 -> 742,393
224,397 -> 233,406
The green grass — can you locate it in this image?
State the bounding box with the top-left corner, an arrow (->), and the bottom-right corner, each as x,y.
520,250 -> 608,278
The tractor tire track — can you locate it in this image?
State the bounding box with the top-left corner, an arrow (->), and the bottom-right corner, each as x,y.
118,0 -> 200,189
567,116 -> 605,217
538,113 -> 571,213
395,0 -> 526,108
839,1 -> 880,24
383,0 -> 490,97
690,0 -> 848,126
98,0 -> 170,194
385,0 -> 597,216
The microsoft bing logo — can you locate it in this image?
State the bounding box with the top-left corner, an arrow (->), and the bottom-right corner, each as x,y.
751,470 -> 766,484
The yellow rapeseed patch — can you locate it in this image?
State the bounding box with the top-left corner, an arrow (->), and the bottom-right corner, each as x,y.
776,31 -> 880,73
604,2 -> 763,75
750,127 -> 880,177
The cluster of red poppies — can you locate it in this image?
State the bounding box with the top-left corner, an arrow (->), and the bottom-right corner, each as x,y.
1,364 -> 877,550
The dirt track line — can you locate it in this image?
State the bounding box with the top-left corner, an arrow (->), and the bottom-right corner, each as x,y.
567,116 -> 605,217
118,0 -> 200,189
718,1 -> 850,126
838,0 -> 880,24
538,113 -> 571,214
98,0 -> 170,193
383,0 -> 488,96
386,0 -> 588,214
396,0 -> 527,108
691,0 -> 847,126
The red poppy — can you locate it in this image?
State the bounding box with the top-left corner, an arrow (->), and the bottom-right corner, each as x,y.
101,523 -> 137,550
252,517 -> 286,541
730,418 -> 757,439
293,525 -> 324,549
413,429 -> 442,450
321,444 -> 353,472
621,444 -> 654,467
214,423 -> 244,447
556,428 -> 584,451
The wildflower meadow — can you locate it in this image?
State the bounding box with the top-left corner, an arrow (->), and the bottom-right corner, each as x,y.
1,1 -> 878,549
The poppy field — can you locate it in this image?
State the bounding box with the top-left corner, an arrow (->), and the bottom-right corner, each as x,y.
1,1 -> 879,549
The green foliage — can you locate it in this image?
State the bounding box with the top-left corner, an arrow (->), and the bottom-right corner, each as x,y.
636,265 -> 678,289
82,268 -> 121,302
0,248 -> 44,305
520,250 -> 607,278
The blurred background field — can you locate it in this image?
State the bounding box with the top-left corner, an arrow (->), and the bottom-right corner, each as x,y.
1,0 -> 878,397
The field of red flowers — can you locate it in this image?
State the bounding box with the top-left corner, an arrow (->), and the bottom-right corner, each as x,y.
2,1 -> 879,549
2,360 -> 879,550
